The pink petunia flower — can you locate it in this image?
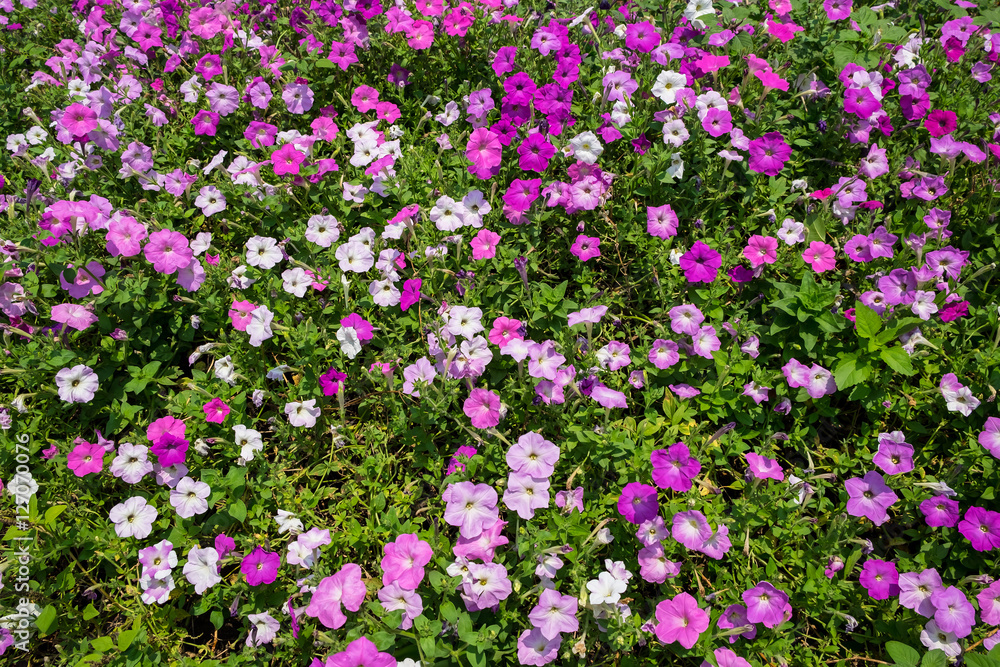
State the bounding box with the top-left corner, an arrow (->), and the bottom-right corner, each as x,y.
203,398 -> 230,424
464,389 -> 501,428
655,592 -> 710,648
801,241 -> 836,272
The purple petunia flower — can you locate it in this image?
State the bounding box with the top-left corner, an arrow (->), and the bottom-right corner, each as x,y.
617,482 -> 659,525
651,443 -> 700,492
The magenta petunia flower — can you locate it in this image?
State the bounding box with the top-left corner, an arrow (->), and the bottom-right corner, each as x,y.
679,241 -> 722,283
924,109 -> 958,138
747,131 -> 792,176
400,278 -> 421,312
241,547 -> 280,585
570,235 -> 601,262
464,388 -> 501,428
845,471 -> 898,525
655,592 -> 710,649
651,443 -> 701,492
919,495 -> 961,528
872,432 -> 914,475
67,441 -> 105,477
466,127 -> 503,179
517,132 -> 556,173
801,241 -> 836,273
743,581 -> 792,628
271,144 -> 306,176
745,452 -> 784,481
61,103 -> 98,136
150,433 -> 189,467
320,367 -> 347,396
191,110 -> 220,136
859,559 -> 900,600
617,482 -> 659,525
202,398 -> 230,424
958,507 -> 1000,552
326,636 -> 395,667
744,235 -> 778,267
717,604 -> 757,644
380,533 -> 433,590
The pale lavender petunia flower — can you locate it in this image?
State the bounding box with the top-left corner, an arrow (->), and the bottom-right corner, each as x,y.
507,432 -> 560,478
183,546 -> 222,594
109,496 -> 158,539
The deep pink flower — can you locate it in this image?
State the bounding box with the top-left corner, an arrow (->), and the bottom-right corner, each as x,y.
466,128 -> 503,179
654,592 -> 710,649
326,636 -> 395,667
320,368 -> 347,396
471,229 -> 501,260
191,110 -> 220,136
746,452 -> 784,481
925,110 -> 958,138
306,563 -> 367,629
67,441 -> 105,477
61,103 -> 98,136
400,278 -> 422,311
679,241 -> 722,283
919,495 -> 961,528
271,144 -> 305,176
517,133 -> 556,173
229,300 -> 256,332
744,235 -> 778,267
203,398 -> 230,424
802,241 -> 836,273
464,389 -> 501,428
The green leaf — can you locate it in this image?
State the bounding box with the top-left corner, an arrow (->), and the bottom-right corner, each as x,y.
82,603 -> 99,621
44,505 -> 67,528
834,353 -> 870,390
91,637 -> 114,653
885,641 -> 920,667
118,627 -> 139,652
36,605 -> 58,636
880,346 -> 916,376
228,499 -> 247,523
920,650 -> 948,667
854,303 -> 882,339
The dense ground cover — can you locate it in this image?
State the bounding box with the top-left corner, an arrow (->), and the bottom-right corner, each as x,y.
1,0 -> 1000,664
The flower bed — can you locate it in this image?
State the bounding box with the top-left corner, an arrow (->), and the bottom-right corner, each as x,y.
1,0 -> 1000,664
